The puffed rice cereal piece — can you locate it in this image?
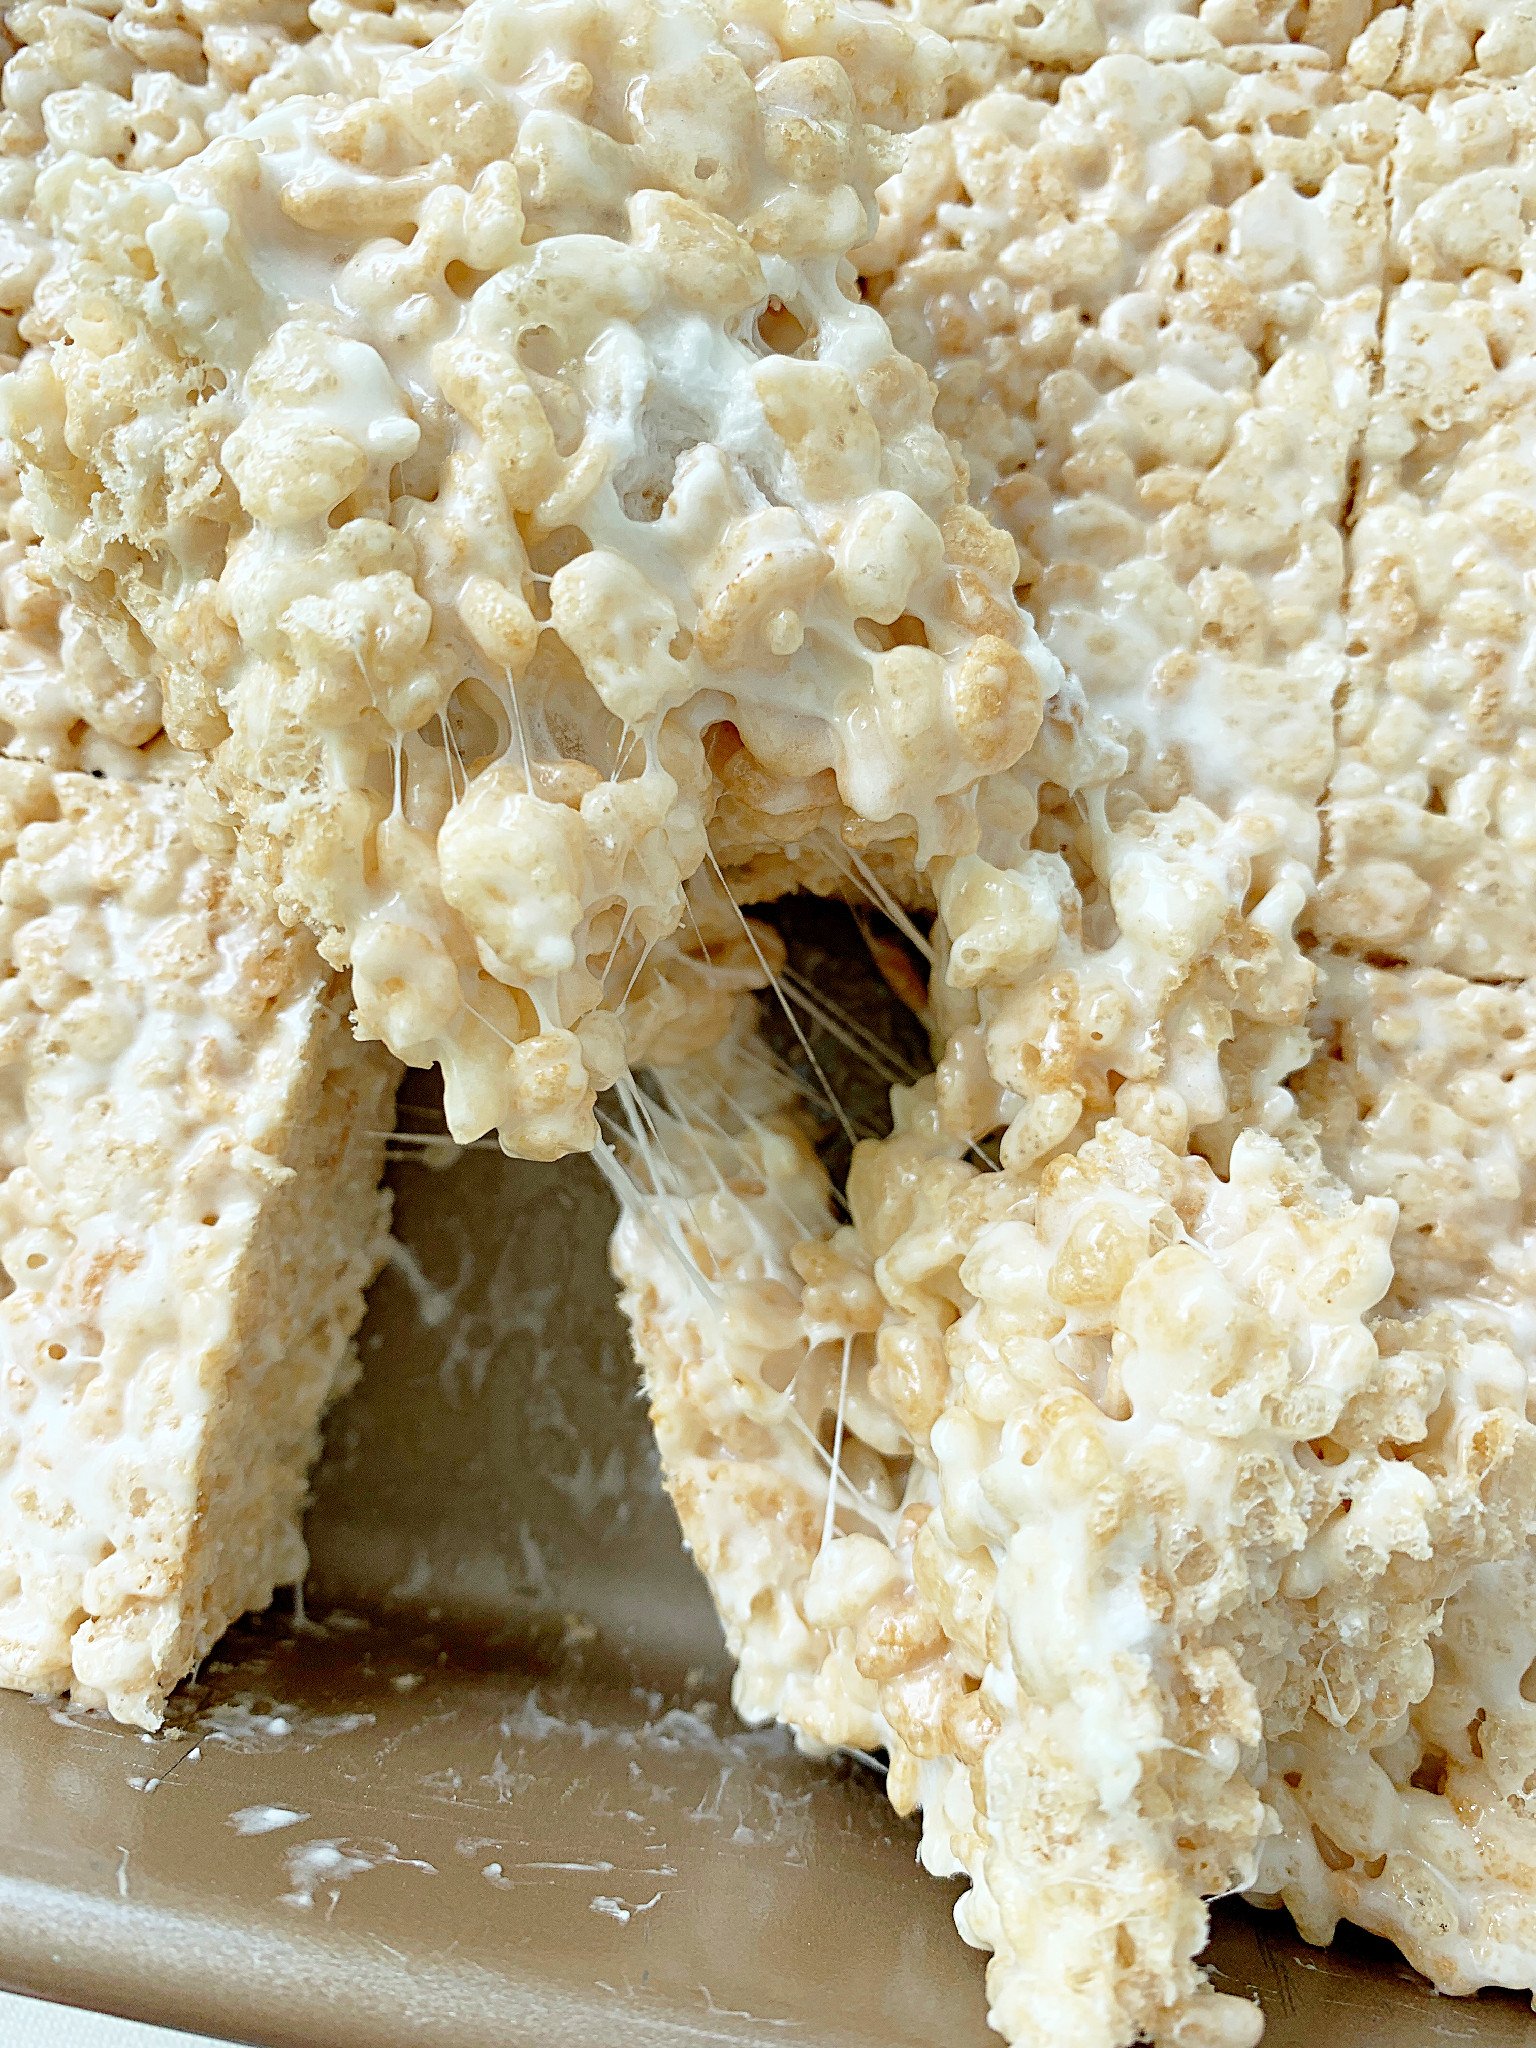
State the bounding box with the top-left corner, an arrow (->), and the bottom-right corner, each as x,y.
6,0 -> 1109,1160
616,1029 -> 1536,2047
1314,81 -> 1536,976
0,759 -> 398,1729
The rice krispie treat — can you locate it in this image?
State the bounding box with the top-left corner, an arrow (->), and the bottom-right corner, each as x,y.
0,759 -> 397,1728
1313,80 -> 1536,978
851,52 -> 1399,1185
1283,89 -> 1536,1981
615,1018 -> 1536,2045
615,28 -> 1536,2048
4,0 -> 1117,1160
1260,941 -> 1536,1988
0,0 -> 228,775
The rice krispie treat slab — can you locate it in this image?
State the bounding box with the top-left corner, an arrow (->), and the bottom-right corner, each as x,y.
603,26 -> 1536,2048
1284,84 -> 1536,1987
0,760 -> 397,1729
858,54 -> 1391,1164
614,1017 -> 1536,2047
4,0 -> 1117,1160
0,0 -> 233,777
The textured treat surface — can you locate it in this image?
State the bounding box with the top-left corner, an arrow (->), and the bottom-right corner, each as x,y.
613,35 -> 1536,2048
6,0 -> 1114,1157
8,1 -> 1536,2041
0,763 -> 396,1728
0,0 -> 473,775
616,1020 -> 1536,2047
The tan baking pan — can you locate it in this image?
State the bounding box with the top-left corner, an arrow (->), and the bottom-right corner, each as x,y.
0,1101 -> 1531,2047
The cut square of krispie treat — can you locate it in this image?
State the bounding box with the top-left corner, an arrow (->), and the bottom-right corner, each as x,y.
858,54 -> 1397,1168
864,54 -> 1392,856
1313,80 -> 1536,977
0,761 -> 397,1729
1293,952 -> 1536,1341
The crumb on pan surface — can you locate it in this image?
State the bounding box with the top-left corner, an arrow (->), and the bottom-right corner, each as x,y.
0,761 -> 396,1729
